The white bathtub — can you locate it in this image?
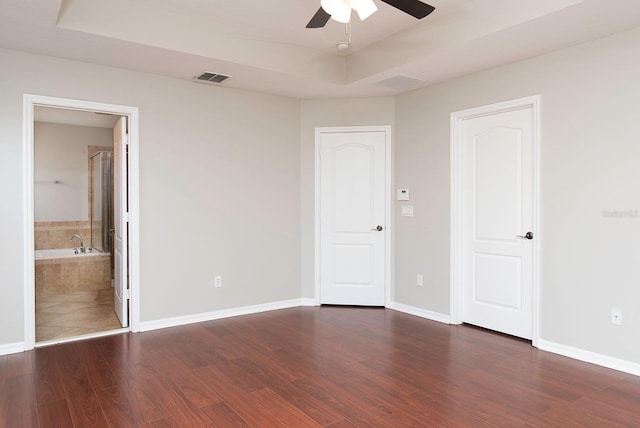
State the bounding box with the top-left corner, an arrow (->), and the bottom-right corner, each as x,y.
35,248 -> 107,260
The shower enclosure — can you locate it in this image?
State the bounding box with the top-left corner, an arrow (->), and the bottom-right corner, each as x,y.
90,151 -> 113,254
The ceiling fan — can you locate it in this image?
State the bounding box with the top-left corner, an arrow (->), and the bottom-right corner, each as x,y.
306,0 -> 435,28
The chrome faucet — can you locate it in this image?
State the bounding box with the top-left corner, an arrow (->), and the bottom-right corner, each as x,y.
70,234 -> 85,253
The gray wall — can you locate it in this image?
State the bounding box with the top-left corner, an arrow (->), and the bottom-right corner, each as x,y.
0,47 -> 301,345
394,27 -> 640,363
2,25 -> 640,367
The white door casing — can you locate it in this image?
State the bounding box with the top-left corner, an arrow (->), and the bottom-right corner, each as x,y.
113,117 -> 129,327
450,96 -> 540,344
315,127 -> 391,306
22,94 -> 140,349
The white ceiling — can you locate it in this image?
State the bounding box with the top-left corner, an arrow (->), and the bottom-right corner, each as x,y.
1,0 -> 640,98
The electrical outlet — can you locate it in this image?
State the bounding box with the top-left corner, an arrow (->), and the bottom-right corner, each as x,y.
611,307 -> 622,325
214,276 -> 222,288
416,274 -> 423,287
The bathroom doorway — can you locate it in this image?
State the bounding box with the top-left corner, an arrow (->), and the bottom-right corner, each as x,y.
23,95 -> 140,348
34,108 -> 120,342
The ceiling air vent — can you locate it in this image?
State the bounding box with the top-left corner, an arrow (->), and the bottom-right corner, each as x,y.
194,71 -> 231,84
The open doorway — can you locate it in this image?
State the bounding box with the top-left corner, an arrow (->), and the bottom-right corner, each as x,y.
34,107 -> 122,342
23,95 -> 140,348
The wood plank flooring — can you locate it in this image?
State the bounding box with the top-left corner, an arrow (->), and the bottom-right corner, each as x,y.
36,290 -> 122,342
2,306 -> 640,427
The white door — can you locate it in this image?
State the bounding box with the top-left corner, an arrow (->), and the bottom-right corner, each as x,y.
113,117 -> 129,327
462,107 -> 534,339
319,130 -> 387,306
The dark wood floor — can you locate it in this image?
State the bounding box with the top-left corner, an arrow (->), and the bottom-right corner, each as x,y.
2,307 -> 640,427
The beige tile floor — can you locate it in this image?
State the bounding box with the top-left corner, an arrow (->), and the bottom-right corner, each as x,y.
36,289 -> 123,342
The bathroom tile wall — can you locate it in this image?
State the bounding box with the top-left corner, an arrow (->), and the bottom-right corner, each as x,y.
35,221 -> 91,250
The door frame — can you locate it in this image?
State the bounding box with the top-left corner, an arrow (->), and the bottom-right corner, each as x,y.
450,96 -> 541,346
314,126 -> 392,306
23,94 -> 141,349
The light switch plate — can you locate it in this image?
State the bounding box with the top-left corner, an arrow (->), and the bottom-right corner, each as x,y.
401,205 -> 414,217
397,189 -> 410,201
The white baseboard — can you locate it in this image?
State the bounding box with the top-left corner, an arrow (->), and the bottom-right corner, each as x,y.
139,298 -> 309,332
387,302 -> 451,324
300,298 -> 318,306
0,342 -> 25,356
538,339 -> 640,377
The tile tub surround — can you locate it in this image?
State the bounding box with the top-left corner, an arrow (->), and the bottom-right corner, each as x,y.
35,251 -> 111,296
35,221 -> 91,250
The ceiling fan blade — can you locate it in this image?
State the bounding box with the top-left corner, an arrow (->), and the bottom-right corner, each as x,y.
379,0 -> 435,19
306,7 -> 332,28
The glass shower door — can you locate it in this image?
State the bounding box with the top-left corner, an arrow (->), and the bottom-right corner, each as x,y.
90,151 -> 113,253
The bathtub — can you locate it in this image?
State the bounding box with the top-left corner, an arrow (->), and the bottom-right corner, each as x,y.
35,248 -> 112,296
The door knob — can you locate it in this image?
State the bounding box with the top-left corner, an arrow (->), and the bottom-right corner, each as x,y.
517,232 -> 533,240
371,225 -> 383,231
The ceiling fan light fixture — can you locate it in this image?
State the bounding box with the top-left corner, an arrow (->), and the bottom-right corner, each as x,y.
321,0 -> 352,23
306,0 -> 435,29
332,8 -> 352,23
351,0 -> 377,21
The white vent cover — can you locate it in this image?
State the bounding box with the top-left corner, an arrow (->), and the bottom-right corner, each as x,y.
375,74 -> 425,91
194,71 -> 231,84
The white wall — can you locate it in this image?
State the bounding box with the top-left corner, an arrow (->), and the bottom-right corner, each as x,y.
394,27 -> 640,363
34,122 -> 112,222
0,47 -> 301,345
300,97 -> 395,298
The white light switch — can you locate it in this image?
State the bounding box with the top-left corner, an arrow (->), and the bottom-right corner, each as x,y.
401,205 -> 414,217
397,189 -> 410,201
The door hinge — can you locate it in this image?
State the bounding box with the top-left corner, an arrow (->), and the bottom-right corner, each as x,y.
125,289 -> 131,300
124,212 -> 130,222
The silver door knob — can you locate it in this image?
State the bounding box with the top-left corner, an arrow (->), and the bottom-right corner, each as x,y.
371,225 -> 383,231
517,232 -> 533,240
